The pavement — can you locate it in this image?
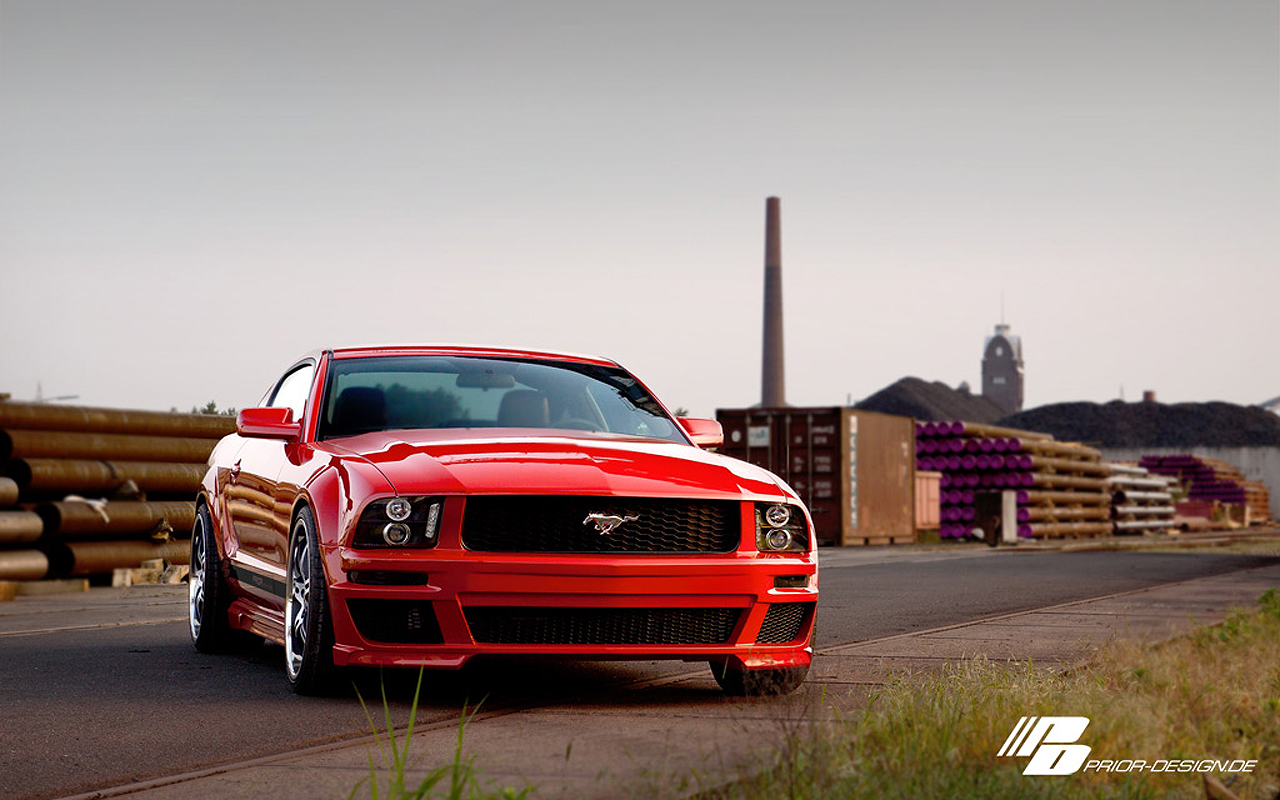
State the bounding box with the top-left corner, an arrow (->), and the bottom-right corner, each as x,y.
21,531 -> 1279,799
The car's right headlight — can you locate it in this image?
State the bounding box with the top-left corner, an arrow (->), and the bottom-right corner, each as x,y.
352,497 -> 443,548
754,502 -> 809,552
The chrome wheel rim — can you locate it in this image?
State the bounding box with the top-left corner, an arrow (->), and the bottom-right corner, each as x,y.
285,518 -> 310,680
188,514 -> 206,640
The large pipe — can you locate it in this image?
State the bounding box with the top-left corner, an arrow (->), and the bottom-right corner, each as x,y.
0,401 -> 235,438
935,421 -> 1052,441
1013,439 -> 1102,460
1032,474 -> 1109,491
61,539 -> 190,577
1024,521 -> 1112,538
3,458 -> 206,495
0,477 -> 17,506
761,196 -> 786,407
36,500 -> 197,539
1021,490 -> 1111,505
1107,475 -> 1175,490
1020,506 -> 1110,522
1114,519 -> 1174,532
0,550 -> 49,581
0,511 -> 45,544
1112,505 -> 1176,517
0,429 -> 216,464
1027,456 -> 1112,476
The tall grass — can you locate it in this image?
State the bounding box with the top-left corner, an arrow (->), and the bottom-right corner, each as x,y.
724,589 -> 1280,800
350,670 -> 531,800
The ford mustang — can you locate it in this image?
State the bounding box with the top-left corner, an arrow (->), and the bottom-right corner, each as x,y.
189,346 -> 818,695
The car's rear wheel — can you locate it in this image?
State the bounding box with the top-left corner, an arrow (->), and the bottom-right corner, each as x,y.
285,506 -> 337,695
189,503 -> 236,652
710,661 -> 809,696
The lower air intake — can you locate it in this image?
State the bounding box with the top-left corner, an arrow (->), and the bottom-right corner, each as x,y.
464,606 -> 741,645
755,602 -> 813,644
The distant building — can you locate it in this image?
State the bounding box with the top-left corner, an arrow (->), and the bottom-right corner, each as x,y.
1262,395 -> 1280,416
982,323 -> 1024,413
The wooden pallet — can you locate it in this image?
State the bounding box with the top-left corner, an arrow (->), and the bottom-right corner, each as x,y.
844,534 -> 916,547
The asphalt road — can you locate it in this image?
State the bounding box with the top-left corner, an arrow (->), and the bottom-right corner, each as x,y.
2,548 -> 1277,800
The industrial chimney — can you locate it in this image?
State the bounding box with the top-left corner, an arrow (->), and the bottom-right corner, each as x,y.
761,196 -> 786,407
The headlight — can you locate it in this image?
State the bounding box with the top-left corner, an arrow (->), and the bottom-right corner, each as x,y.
353,497 -> 444,548
755,503 -> 809,552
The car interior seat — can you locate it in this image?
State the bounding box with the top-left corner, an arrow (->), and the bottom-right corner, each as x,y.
497,389 -> 549,428
330,386 -> 387,435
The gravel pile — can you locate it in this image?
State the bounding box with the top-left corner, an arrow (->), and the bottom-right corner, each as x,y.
997,401 -> 1280,448
855,377 -> 1006,423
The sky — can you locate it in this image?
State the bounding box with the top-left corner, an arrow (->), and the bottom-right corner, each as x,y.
2,1 -> 1277,418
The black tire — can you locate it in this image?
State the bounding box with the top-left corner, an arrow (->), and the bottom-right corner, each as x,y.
189,503 -> 237,653
284,506 -> 338,695
710,661 -> 809,696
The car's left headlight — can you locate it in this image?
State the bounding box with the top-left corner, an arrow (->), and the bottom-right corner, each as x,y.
352,497 -> 444,548
754,502 -> 809,552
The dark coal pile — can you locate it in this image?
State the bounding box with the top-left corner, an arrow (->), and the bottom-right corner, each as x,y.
856,377 -> 1006,423
998,401 -> 1280,448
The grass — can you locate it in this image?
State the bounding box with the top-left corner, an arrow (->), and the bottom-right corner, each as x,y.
347,590 -> 1280,799
350,670 -> 532,800
720,589 -> 1280,800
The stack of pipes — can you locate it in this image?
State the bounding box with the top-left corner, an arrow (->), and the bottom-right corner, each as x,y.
1107,463 -> 1177,534
0,401 -> 234,582
915,420 -> 1112,540
1139,454 -> 1272,526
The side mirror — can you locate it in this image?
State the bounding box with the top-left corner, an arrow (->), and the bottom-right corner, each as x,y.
237,407 -> 302,441
679,417 -> 724,448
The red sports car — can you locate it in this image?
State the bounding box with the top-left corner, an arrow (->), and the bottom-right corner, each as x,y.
189,346 -> 818,695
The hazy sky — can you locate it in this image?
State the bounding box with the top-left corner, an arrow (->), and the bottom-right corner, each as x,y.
3,1 -> 1277,417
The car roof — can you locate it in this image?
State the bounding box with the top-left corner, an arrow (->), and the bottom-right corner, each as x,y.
322,344 -> 620,367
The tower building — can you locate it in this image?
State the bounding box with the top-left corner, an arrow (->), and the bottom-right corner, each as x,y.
982,322 -> 1024,413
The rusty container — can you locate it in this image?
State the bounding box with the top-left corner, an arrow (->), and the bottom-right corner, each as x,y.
717,406 -> 916,546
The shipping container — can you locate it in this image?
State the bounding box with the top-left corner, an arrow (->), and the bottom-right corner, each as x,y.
716,407 -> 916,546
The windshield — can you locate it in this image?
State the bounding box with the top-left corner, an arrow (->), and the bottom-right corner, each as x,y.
318,355 -> 685,443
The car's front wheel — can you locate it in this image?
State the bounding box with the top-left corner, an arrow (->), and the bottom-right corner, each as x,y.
284,506 -> 337,695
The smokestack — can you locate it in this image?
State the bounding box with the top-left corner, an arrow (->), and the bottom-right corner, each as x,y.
761,196 -> 786,407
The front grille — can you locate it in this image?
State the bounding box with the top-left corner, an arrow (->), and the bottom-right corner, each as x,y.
464,606 -> 742,645
461,496 -> 739,553
755,602 -> 813,644
347,599 -> 444,644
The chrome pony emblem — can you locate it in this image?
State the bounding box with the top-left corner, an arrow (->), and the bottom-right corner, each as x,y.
583,513 -> 640,535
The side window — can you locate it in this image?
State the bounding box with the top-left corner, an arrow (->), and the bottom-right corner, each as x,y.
268,364 -> 315,422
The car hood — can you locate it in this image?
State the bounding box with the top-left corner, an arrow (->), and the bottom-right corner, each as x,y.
321,429 -> 792,501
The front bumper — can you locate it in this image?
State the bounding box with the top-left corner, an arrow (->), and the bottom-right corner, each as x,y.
325,548 -> 818,671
